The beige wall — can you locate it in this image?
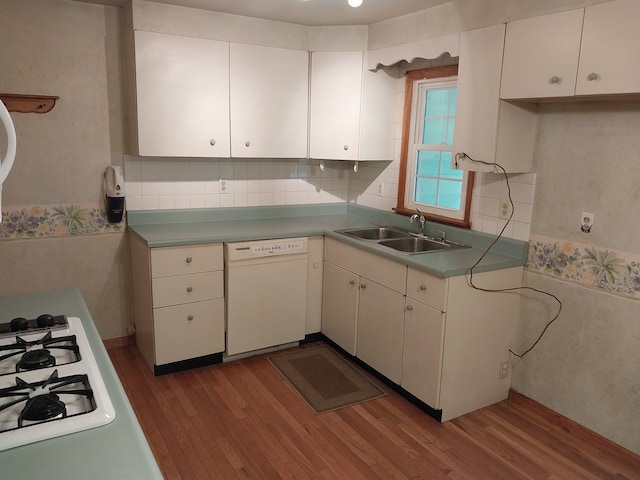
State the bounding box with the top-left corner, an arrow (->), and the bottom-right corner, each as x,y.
0,0 -> 130,338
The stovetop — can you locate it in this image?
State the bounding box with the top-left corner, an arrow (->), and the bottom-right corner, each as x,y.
0,315 -> 116,451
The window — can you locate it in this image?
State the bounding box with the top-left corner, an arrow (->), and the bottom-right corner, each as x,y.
396,66 -> 473,228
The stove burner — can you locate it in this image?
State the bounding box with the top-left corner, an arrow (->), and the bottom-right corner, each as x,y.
21,393 -> 66,422
9,318 -> 28,332
16,349 -> 56,371
36,314 -> 55,328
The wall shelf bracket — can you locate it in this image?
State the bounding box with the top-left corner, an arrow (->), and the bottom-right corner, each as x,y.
0,93 -> 59,114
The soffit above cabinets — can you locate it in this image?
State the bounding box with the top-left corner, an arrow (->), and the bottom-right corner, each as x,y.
71,0 -> 449,26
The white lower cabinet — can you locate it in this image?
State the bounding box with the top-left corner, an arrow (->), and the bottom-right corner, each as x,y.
402,278 -> 446,409
130,236 -> 225,374
321,237 -> 523,421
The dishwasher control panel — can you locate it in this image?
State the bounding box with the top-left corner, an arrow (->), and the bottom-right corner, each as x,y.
225,237 -> 308,261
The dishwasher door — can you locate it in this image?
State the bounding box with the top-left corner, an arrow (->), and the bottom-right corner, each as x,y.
225,238 -> 308,356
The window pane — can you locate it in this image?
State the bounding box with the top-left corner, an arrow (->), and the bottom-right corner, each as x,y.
422,118 -> 449,145
415,177 -> 437,205
416,150 -> 440,176
437,180 -> 462,209
439,153 -> 463,179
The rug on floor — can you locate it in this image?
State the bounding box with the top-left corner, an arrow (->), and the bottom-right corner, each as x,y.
268,345 -> 386,414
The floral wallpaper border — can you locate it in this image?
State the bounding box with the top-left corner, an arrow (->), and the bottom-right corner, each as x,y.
0,204 -> 125,239
527,234 -> 640,299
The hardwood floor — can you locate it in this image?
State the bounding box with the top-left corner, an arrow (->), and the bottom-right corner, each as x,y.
108,343 -> 640,480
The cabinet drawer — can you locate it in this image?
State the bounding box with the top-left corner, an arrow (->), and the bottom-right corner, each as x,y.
151,244 -> 222,278
406,267 -> 447,312
154,299 -> 225,365
324,238 -> 406,293
152,271 -> 223,308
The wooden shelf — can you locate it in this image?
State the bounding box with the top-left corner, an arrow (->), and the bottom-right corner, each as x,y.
0,93 -> 59,113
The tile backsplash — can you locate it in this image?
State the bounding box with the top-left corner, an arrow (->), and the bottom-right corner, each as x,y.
123,155 -> 534,241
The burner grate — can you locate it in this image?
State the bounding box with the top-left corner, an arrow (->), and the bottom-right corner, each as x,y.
0,369 -> 96,433
0,332 -> 80,375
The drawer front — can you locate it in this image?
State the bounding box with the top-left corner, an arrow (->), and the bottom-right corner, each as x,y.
151,243 -> 222,278
324,238 -> 406,293
154,299 -> 225,365
406,267 -> 447,311
152,271 -> 223,308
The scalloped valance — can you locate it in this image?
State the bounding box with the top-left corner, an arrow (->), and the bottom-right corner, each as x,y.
366,33 -> 460,71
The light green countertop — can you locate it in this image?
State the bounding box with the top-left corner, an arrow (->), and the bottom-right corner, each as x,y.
128,203 -> 528,277
0,288 -> 163,480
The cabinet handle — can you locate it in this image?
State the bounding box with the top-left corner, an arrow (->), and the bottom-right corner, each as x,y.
549,76 -> 560,84
186,256 -> 193,264
359,283 -> 366,289
210,139 -> 216,146
349,279 -> 356,286
343,145 -> 349,151
186,286 -> 193,293
187,315 -> 194,321
406,305 -> 413,311
587,72 -> 599,81
245,141 -> 251,147
420,284 -> 427,291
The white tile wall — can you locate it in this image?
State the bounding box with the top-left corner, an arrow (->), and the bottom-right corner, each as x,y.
124,156 -> 350,210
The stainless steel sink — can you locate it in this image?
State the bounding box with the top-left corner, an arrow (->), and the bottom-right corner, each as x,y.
336,226 -> 410,241
378,237 -> 456,253
335,226 -> 469,255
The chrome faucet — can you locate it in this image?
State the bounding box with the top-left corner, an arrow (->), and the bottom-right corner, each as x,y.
410,208 -> 426,235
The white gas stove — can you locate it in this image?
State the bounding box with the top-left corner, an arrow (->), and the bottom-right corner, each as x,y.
0,315 -> 116,451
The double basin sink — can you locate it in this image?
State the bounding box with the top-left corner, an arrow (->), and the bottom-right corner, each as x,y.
335,226 -> 469,255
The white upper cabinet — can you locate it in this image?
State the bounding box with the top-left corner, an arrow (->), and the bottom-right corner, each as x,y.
134,31 -> 231,157
309,51 -> 363,160
309,51 -> 397,161
575,0 -> 640,95
501,0 -> 640,99
500,9 -> 583,99
230,43 -> 309,158
454,24 -> 538,173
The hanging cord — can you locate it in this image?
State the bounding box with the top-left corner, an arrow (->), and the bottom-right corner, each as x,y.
456,152 -> 562,358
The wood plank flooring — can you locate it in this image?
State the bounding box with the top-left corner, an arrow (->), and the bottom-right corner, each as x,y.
108,343 -> 640,480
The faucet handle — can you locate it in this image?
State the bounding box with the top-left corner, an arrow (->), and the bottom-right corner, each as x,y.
437,230 -> 447,242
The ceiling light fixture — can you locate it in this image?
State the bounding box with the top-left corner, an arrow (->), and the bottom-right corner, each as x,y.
348,0 -> 363,7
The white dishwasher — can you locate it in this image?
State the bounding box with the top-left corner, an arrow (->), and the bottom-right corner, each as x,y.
225,237 -> 308,356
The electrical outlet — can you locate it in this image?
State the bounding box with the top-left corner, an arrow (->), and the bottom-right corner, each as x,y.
499,361 -> 509,379
580,211 -> 594,233
499,199 -> 512,220
219,178 -> 231,194
377,182 -> 384,195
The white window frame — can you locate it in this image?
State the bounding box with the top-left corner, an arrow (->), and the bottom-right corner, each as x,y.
397,66 -> 473,228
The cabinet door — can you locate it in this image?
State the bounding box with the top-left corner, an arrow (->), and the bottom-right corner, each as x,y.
455,24 -> 538,173
402,299 -> 445,409
230,43 -> 308,158
576,0 -> 640,95
134,31 -> 230,157
500,9 -> 583,99
309,51 -> 363,160
321,262 -> 359,355
154,299 -> 225,365
356,279 -> 405,384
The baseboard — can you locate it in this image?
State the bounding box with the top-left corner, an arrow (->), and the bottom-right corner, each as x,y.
103,334 -> 136,350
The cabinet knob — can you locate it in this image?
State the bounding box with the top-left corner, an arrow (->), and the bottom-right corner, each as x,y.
406,305 -> 413,311
343,145 -> 349,151
187,315 -> 194,321
245,141 -> 251,147
349,279 -> 356,286
420,284 -> 427,291
186,256 -> 193,264
587,72 -> 599,81
549,76 -> 560,84
359,283 -> 366,289
210,139 -> 216,146
186,286 -> 193,293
